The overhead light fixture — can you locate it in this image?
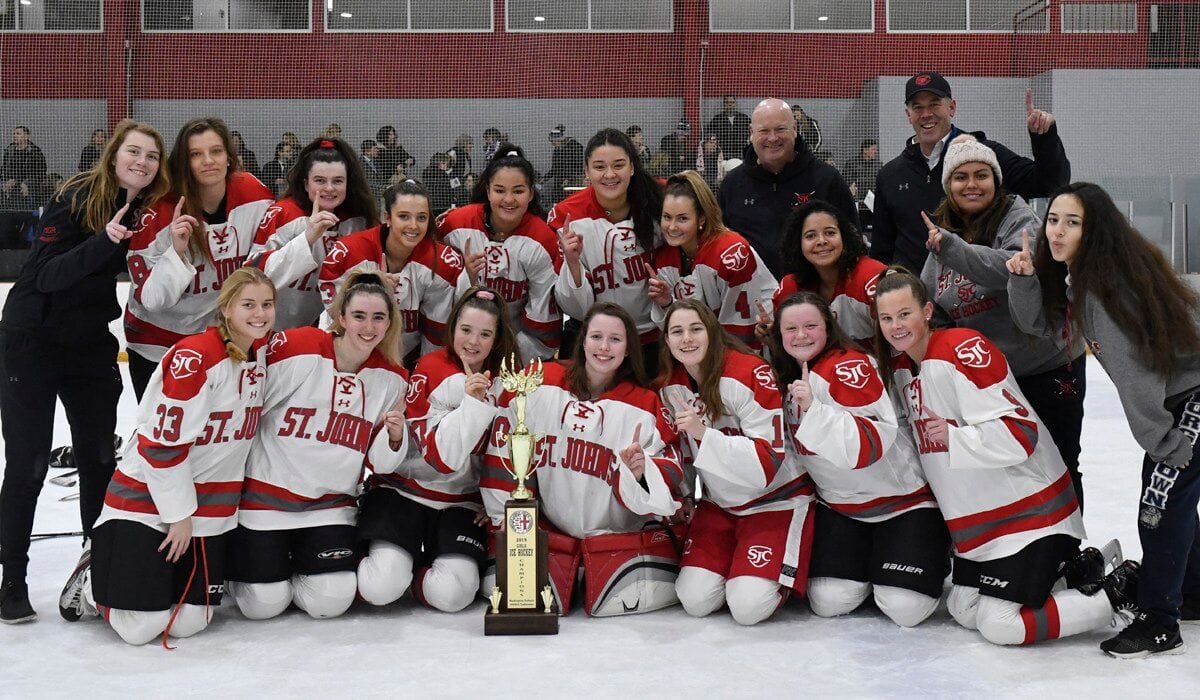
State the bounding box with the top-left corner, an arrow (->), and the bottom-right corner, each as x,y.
818,16 -> 829,22
340,12 -> 352,18
534,16 -> 546,22
20,0 -> 32,6
326,1 -> 334,11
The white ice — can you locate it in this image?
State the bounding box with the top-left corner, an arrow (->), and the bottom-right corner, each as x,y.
3,357 -> 1199,697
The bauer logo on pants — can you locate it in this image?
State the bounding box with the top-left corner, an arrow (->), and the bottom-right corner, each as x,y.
746,545 -> 773,568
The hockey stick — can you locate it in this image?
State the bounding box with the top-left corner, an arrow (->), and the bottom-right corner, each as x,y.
49,470 -> 79,487
31,530 -> 84,541
59,492 -> 80,502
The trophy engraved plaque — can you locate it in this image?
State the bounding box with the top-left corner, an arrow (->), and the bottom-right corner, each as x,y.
485,357 -> 559,635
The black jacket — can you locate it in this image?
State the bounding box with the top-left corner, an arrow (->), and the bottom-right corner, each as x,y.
706,111 -> 751,159
0,183 -> 139,350
717,139 -> 859,278
870,124 -> 1070,274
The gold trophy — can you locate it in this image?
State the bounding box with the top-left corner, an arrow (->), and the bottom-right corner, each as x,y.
485,357 -> 559,635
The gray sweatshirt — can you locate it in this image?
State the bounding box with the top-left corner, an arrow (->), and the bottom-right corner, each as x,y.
921,195 -> 1080,377
1009,274 -> 1200,466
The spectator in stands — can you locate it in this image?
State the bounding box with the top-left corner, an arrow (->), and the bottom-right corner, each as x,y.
322,123 -> 343,140
870,71 -> 1070,273
376,125 -> 414,178
696,133 -> 726,190
843,138 -> 881,202
231,130 -> 260,179
421,152 -> 455,216
657,119 -> 691,177
281,131 -> 300,151
447,133 -> 474,180
626,125 -> 651,167
260,141 -> 295,198
706,94 -> 751,158
0,126 -> 48,247
360,138 -> 388,197
78,129 -> 106,173
718,99 -> 858,279
791,104 -> 823,152
482,126 -> 502,163
544,124 -> 584,206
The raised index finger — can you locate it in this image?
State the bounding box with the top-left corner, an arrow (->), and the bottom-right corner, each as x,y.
173,197 -> 185,219
110,202 -> 130,225
801,361 -> 809,381
1021,228 -> 1030,255
312,196 -> 321,217
631,422 -> 642,446
557,214 -> 572,239
1025,88 -> 1035,116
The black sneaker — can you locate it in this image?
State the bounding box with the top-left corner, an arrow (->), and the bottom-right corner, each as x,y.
0,580 -> 36,624
1101,612 -> 1186,658
59,543 -> 94,622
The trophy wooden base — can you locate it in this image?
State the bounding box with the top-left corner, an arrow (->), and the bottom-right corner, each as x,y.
484,606 -> 559,636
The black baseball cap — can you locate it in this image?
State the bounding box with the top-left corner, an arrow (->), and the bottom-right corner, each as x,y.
904,72 -> 952,102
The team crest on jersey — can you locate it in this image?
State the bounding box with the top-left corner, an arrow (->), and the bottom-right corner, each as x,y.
753,365 -> 778,391
440,245 -> 463,268
508,510 -> 534,535
562,400 -> 605,434
406,373 -> 427,405
326,241 -> 349,265
864,272 -> 881,298
485,243 -> 510,279
135,209 -> 155,234
793,191 -> 815,207
257,204 -> 284,233
169,349 -> 204,380
208,225 -> 239,260
659,404 -> 674,427
954,337 -> 991,369
746,545 -> 773,568
332,374 -> 363,411
720,242 -> 750,272
835,359 -> 872,390
240,364 -> 264,397
673,278 -> 696,298
266,331 -> 288,357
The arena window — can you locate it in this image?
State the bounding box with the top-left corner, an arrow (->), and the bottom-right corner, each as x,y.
709,0 -> 874,32
506,0 -> 673,32
326,0 -> 492,32
1062,1 -> 1138,33
888,0 -> 1049,33
0,0 -> 101,32
141,0 -> 311,33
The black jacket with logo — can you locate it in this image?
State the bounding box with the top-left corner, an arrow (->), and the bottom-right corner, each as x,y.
870,124 -> 1070,274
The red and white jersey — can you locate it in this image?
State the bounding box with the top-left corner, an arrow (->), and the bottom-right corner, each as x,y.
481,362 -> 682,539
895,328 -> 1084,561
372,348 -> 500,512
439,204 -> 563,360
651,230 -> 778,348
318,226 -> 464,362
96,328 -> 265,537
125,172 -> 274,361
660,350 -> 804,515
787,348 -> 934,523
773,256 -> 886,345
240,327 -> 408,531
248,197 -> 369,329
549,188 -> 658,338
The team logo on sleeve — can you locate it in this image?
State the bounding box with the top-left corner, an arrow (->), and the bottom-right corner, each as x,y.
835,359 -> 872,390
864,272 -> 881,298
746,545 -> 774,568
440,245 -> 463,268
266,331 -> 288,356
562,400 -> 605,434
720,242 -> 750,272
659,404 -> 674,426
326,241 -> 349,265
954,337 -> 992,369
406,374 -> 427,405
257,205 -> 283,233
168,349 -> 204,380
753,365 -> 778,392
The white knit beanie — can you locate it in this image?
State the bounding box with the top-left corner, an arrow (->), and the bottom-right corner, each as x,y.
941,134 -> 1002,193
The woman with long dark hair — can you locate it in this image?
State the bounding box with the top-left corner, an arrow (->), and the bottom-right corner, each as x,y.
249,137 -> 378,329
439,144 -> 562,360
0,119 -> 169,623
125,116 -> 274,399
552,128 -> 663,371
1008,182 -> 1200,657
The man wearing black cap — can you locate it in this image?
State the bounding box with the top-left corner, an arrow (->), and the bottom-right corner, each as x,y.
870,71 -> 1070,273
545,124 -> 583,206
658,119 -> 692,177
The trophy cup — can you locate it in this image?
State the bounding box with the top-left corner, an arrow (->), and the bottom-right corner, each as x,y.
484,357 -> 559,635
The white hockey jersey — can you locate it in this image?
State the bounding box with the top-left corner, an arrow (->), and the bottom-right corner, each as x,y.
239,327 -> 408,531
773,256 -> 886,345
660,350 -> 806,515
318,225 -> 464,363
439,203 -> 563,360
125,171 -> 274,360
788,348 -> 935,523
894,328 -> 1084,561
371,347 -> 499,512
650,230 -> 778,349
548,188 -> 659,338
96,328 -> 265,537
481,362 -> 682,539
248,197 -> 369,329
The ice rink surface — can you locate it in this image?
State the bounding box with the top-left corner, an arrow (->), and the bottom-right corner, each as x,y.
3,357 -> 1199,697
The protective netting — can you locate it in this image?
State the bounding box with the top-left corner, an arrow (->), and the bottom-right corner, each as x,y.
2,1 -> 1198,267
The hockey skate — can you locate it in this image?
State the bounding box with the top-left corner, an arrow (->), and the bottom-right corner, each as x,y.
48,434 -> 124,470
1079,559 -> 1140,628
59,543 -> 96,622
1063,539 -> 1122,590
1101,611 -> 1185,658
